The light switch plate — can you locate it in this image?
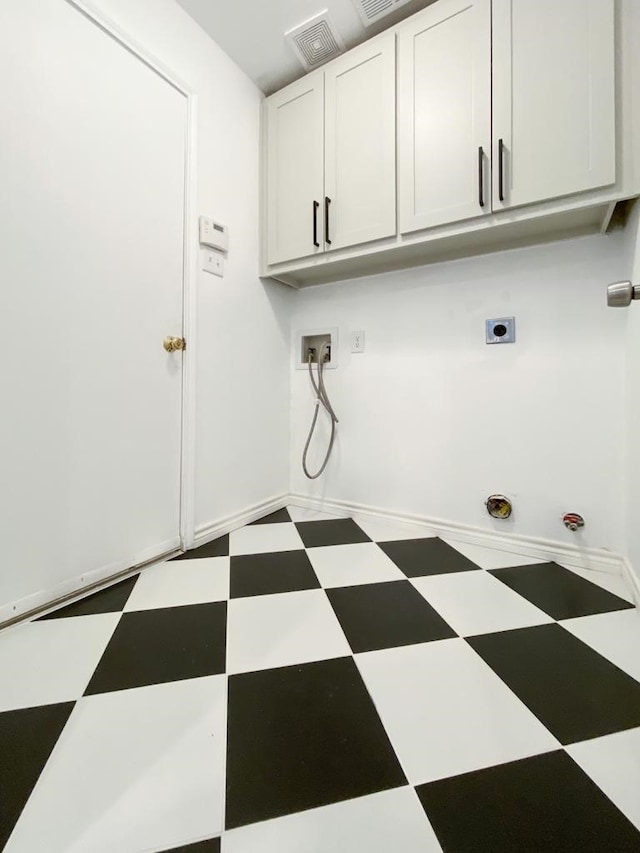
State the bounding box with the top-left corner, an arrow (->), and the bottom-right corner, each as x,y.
486,317 -> 515,344
203,250 -> 224,277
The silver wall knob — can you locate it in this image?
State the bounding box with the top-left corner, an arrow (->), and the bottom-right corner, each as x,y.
607,280 -> 640,308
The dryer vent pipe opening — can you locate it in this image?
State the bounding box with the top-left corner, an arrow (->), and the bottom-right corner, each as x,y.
486,495 -> 513,519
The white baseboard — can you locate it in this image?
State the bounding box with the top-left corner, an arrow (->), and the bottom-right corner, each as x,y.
194,493 -> 289,547
0,536 -> 181,629
4,490 -> 632,630
288,493 -> 626,577
1,494 -> 285,629
621,558 -> 640,607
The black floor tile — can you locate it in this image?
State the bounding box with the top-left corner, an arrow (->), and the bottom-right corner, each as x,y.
37,576 -> 138,620
468,623 -> 640,744
230,550 -> 320,598
226,656 -> 406,829
161,840 -> 220,852
173,535 -> 229,560
416,750 -> 640,852
378,537 -> 480,578
489,562 -> 635,620
0,702 -> 75,848
84,602 -> 227,695
249,508 -> 292,525
295,518 -> 371,548
326,581 -> 456,653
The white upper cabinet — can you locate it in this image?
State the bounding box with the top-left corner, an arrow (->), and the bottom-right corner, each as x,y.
398,0 -> 492,234
266,33 -> 396,265
324,32 -> 397,250
266,72 -> 324,266
262,0 -> 630,284
492,0 -> 616,210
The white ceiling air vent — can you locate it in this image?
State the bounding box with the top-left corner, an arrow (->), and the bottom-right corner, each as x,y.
352,0 -> 413,26
285,11 -> 345,72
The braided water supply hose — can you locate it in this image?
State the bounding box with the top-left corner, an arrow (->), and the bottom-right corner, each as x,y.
302,341 -> 339,479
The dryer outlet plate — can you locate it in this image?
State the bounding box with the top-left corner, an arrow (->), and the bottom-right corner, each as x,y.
486,317 -> 516,344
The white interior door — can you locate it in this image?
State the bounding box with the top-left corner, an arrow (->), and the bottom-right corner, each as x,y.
266,71 -> 324,265
0,0 -> 187,619
492,0 -> 616,210
324,31 -> 397,251
397,0 -> 492,234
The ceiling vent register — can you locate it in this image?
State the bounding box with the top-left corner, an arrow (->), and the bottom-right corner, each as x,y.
352,0 -> 414,26
285,11 -> 345,71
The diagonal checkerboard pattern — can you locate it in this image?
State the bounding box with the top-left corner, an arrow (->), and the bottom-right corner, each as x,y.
1,506 -> 639,852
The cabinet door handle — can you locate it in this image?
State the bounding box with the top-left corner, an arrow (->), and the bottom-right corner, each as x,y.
478,146 -> 485,208
313,200 -> 320,248
325,196 -> 332,245
498,138 -> 505,202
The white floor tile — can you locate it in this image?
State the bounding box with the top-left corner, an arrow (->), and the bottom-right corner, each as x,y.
124,557 -> 230,612
222,787 -> 443,853
560,565 -> 635,603
356,638 -> 559,785
354,516 -> 437,542
0,614 -> 119,712
229,523 -> 304,556
287,505 -> 348,522
5,675 -> 226,853
307,543 -> 406,588
412,571 -> 552,637
226,589 -> 350,674
567,728 -> 640,831
440,540 -> 546,570
560,609 -> 640,682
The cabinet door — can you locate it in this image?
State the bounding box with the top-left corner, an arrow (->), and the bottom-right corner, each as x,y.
398,0 -> 491,234
324,31 -> 396,251
266,71 -> 324,265
492,0 -> 615,210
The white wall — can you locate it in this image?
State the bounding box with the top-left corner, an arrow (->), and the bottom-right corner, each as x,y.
290,234 -> 629,552
624,203 -> 640,582
88,0 -> 291,534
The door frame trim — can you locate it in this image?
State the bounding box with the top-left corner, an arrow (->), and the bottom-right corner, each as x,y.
65,0 -> 198,551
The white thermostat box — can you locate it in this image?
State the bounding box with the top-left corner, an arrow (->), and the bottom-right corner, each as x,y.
199,216 -> 229,252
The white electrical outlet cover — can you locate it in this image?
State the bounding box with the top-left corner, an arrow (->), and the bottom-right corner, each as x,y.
351,331 -> 365,353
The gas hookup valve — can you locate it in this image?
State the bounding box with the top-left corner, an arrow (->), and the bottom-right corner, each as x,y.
563,512 -> 585,532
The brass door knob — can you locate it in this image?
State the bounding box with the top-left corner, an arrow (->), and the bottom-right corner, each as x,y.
163,336 -> 186,353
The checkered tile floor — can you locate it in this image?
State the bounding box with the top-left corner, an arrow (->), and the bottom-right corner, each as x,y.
2,507 -> 640,852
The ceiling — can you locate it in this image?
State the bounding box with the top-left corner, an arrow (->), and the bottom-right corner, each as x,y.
175,0 -> 435,94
